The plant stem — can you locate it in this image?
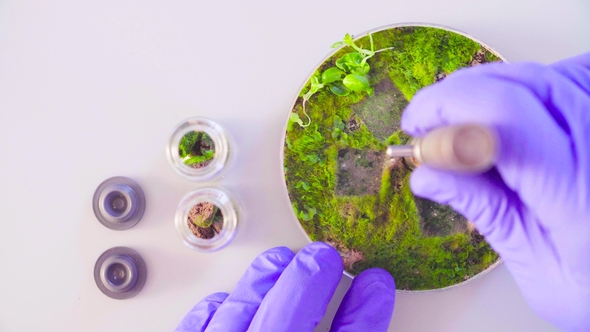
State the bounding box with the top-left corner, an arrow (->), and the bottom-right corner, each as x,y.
301,98 -> 311,127
374,46 -> 395,54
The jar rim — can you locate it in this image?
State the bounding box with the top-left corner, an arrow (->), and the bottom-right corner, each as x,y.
166,117 -> 231,181
175,187 -> 239,252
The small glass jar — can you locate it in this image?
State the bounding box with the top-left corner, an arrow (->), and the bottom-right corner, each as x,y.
175,187 -> 239,252
166,117 -> 232,181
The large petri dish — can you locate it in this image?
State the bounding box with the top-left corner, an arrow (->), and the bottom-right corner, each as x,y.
282,24 -> 505,291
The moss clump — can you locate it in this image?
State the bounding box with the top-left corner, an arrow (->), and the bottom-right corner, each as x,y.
284,26 -> 502,290
179,131 -> 215,167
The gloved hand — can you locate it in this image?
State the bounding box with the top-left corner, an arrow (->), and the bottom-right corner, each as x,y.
402,53 -> 590,331
175,242 -> 395,332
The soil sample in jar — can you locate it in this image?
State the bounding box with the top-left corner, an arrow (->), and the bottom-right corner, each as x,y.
179,131 -> 215,168
187,202 -> 223,239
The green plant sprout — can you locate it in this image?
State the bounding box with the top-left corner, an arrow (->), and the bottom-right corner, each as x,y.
291,33 -> 395,128
179,131 -> 215,166
192,205 -> 219,228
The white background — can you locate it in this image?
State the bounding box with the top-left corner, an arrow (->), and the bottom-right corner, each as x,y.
1,0 -> 589,331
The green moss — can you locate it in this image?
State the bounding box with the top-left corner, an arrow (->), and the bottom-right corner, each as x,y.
385,27 -> 488,100
179,131 -> 215,166
285,26 -> 501,290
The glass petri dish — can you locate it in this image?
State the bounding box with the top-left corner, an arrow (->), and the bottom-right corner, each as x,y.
281,23 -> 505,291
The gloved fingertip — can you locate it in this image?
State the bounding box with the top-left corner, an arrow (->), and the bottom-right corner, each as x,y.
247,242 -> 344,331
353,268 -> 396,294
400,90 -> 433,136
202,292 -> 230,303
174,292 -> 229,332
551,52 -> 590,71
255,246 -> 296,267
300,242 -> 344,272
331,269 -> 395,331
409,167 -> 452,201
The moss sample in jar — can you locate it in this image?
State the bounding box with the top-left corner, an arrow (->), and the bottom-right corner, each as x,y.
179,131 -> 215,168
187,202 -> 224,239
283,25 -> 502,290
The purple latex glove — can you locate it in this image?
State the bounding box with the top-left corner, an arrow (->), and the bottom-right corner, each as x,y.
402,53 -> 590,331
175,242 -> 395,332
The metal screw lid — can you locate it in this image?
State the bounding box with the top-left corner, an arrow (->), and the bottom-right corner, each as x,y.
94,247 -> 147,300
93,177 -> 146,230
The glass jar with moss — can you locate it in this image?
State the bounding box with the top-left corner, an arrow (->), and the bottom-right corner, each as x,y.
167,117 -> 232,182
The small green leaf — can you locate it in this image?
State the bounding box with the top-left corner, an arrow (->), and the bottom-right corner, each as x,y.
350,62 -> 370,75
321,67 -> 345,84
296,181 -> 310,190
340,132 -> 348,143
312,131 -> 323,142
343,33 -> 354,46
184,150 -> 214,165
336,53 -> 361,71
304,205 -> 317,220
335,53 -> 370,75
332,128 -> 341,139
309,75 -> 324,94
331,41 -> 344,48
333,115 -> 345,130
329,82 -> 350,96
308,207 -> 317,218
184,156 -> 201,165
307,154 -> 320,164
290,113 -> 304,126
343,74 -> 370,92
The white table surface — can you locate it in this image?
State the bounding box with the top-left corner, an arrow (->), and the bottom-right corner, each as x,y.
1,0 -> 588,331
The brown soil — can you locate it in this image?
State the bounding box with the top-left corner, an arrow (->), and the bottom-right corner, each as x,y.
470,49 -> 487,66
336,148 -> 385,196
187,202 -> 224,239
192,160 -> 212,169
325,240 -> 365,271
435,72 -> 447,82
346,116 -> 360,132
434,49 -> 490,83
415,197 -> 469,237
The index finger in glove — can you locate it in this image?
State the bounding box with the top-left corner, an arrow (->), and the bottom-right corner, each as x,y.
331,268 -> 395,332
248,242 -> 344,332
174,292 -> 228,332
400,63 -> 576,224
205,246 -> 295,332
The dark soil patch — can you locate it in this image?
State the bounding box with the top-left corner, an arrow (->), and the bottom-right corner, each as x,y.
385,157 -> 410,194
325,239 -> 365,271
187,202 -> 224,239
414,197 -> 469,237
435,72 -> 447,82
336,148 -> 385,196
434,50 -> 492,83
350,78 -> 408,141
470,49 -> 487,66
346,116 -> 360,132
